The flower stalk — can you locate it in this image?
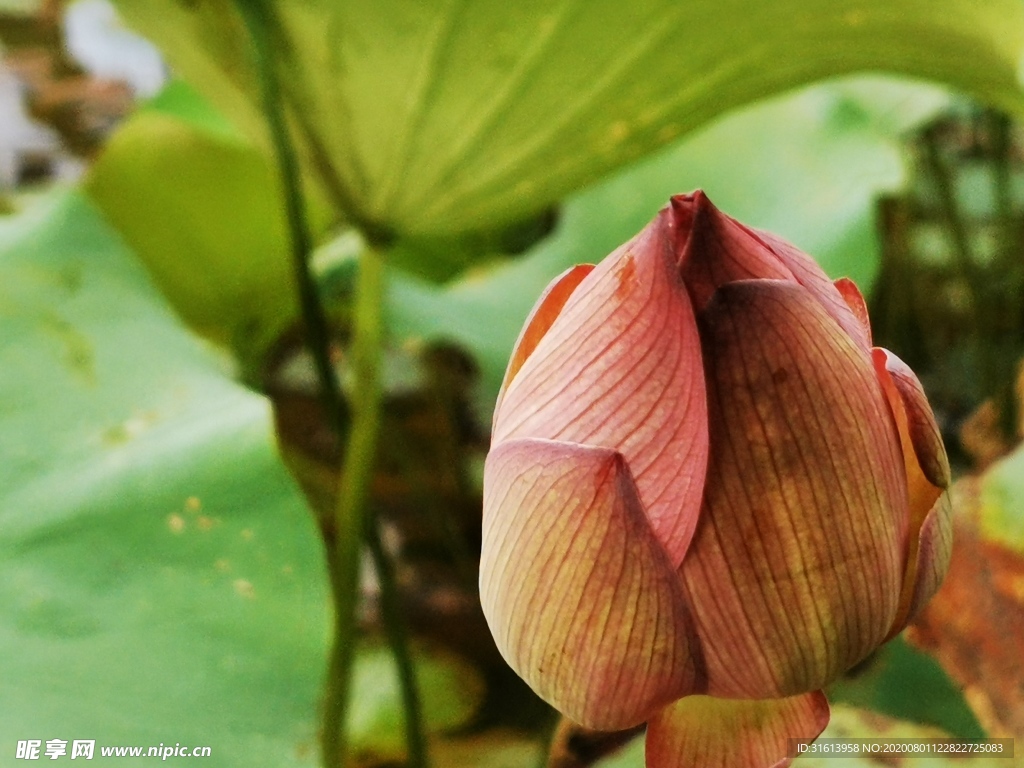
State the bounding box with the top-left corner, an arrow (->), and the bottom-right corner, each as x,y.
236,3 -> 424,766
321,243 -> 384,767
366,518 -> 429,768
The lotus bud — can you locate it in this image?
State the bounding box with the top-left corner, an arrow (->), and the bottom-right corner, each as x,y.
480,191 -> 951,767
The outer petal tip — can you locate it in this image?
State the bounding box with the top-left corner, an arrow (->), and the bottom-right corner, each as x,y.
833,277 -> 873,345
480,437 -> 701,730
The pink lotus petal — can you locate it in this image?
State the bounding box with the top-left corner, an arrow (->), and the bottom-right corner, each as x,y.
679,279 -> 907,698
646,690 -> 830,768
493,209 -> 708,564
480,437 -> 702,730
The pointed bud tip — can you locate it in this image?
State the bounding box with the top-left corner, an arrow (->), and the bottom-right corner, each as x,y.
668,189 -> 714,233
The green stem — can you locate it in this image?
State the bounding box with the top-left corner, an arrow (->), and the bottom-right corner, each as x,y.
236,0 -> 348,434
234,5 -> 375,767
323,245 -> 385,767
319,548 -> 351,766
237,5 -> 425,767
366,522 -> 430,768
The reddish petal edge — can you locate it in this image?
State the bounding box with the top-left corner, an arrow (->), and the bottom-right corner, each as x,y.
495,263 -> 595,416
834,277 -> 873,345
872,348 -> 952,636
872,348 -> 942,526
646,691 -> 830,768
480,437 -> 702,730
874,348 -> 950,490
888,491 -> 954,639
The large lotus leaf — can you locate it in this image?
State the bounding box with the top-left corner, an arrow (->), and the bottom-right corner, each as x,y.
384,75 -> 951,417
0,191 -> 481,765
112,0 -> 1024,238
0,190 -> 327,764
85,81 -> 313,363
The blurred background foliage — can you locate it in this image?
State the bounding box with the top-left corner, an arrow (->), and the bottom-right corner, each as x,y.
2,1 -> 1024,766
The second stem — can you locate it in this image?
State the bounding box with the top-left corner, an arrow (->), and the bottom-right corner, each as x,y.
321,245 -> 385,768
